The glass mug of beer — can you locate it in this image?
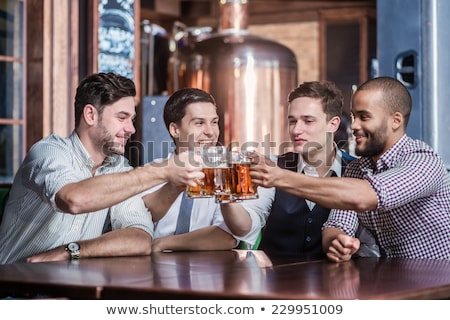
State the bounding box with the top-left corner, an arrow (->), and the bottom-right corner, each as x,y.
185,148 -> 210,198
186,146 -> 232,201
202,146 -> 232,202
229,150 -> 258,201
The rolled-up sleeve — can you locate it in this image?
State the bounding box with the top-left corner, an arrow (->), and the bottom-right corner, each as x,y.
20,136 -> 89,213
322,208 -> 359,237
363,151 -> 445,211
110,194 -> 154,237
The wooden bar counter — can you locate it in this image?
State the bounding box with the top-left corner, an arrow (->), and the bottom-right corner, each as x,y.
0,250 -> 449,300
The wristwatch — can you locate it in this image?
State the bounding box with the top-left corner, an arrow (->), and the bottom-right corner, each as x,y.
65,242 -> 81,260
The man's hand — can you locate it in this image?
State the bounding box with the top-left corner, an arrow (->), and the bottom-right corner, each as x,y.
248,152 -> 282,188
325,233 -> 360,263
27,246 -> 69,263
166,151 -> 205,188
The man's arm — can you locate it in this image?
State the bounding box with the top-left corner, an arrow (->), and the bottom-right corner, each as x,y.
220,185 -> 274,241
27,227 -> 152,263
219,203 -> 253,237
57,152 -> 203,214
250,153 -> 378,212
142,182 -> 184,222
151,226 -> 237,252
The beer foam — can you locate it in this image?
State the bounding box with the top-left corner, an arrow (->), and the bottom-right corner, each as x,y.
204,162 -> 229,169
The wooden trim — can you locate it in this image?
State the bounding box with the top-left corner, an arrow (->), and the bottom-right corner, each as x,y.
319,7 -> 375,21
42,0 -> 51,137
359,15 -> 368,82
42,0 -> 78,137
318,7 -> 375,83
134,0 -> 141,105
26,0 -> 44,150
0,119 -> 26,125
87,0 -> 99,74
69,0 -> 79,130
319,15 -> 325,80
0,56 -> 23,63
26,0 -> 79,148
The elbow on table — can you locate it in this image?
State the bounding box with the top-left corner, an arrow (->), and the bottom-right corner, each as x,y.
229,225 -> 251,237
131,230 -> 153,256
141,239 -> 153,256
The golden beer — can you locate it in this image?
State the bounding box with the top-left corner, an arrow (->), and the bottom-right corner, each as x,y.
230,162 -> 258,200
186,179 -> 210,198
204,165 -> 232,200
187,146 -> 232,200
215,193 -> 232,203
185,149 -> 210,198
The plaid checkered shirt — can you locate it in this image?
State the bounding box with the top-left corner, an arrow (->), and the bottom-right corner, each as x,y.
323,135 -> 450,259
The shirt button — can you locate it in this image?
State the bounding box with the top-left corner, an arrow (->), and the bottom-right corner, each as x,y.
305,236 -> 312,242
307,218 -> 313,224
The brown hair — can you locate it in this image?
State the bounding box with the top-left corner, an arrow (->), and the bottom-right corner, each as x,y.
288,81 -> 343,121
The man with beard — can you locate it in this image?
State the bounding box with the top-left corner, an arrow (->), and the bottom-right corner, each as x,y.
0,72 -> 203,264
250,76 -> 450,261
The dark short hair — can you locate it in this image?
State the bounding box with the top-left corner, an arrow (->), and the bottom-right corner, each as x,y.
356,76 -> 412,128
74,72 -> 136,128
288,81 -> 343,120
163,87 -> 216,131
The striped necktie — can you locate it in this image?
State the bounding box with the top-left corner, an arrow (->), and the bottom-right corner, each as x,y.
175,192 -> 193,235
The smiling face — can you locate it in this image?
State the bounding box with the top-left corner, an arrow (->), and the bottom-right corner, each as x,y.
288,96 -> 340,157
92,96 -> 136,156
350,89 -> 399,162
169,102 -> 220,153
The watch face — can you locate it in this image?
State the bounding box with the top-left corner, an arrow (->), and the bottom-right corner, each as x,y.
68,242 -> 80,251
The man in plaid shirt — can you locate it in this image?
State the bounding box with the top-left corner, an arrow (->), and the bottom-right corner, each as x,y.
250,76 -> 450,261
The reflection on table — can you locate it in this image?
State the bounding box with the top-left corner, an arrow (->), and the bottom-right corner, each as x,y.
0,250 -> 449,299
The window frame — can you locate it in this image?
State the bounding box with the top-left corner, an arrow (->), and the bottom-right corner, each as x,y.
0,0 -> 26,185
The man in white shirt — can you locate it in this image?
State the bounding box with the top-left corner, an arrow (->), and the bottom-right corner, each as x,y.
142,88 -> 239,251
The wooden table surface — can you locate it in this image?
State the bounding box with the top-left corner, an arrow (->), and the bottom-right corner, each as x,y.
0,250 -> 449,300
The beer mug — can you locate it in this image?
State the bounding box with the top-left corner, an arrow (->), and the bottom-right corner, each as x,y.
185,149 -> 210,198
186,146 -> 232,200
202,146 -> 232,202
229,151 -> 258,200
186,180 -> 208,198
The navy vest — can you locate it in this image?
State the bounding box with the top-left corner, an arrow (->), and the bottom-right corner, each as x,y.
259,151 -> 355,259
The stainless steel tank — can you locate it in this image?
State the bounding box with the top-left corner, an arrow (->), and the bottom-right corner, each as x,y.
175,0 -> 298,154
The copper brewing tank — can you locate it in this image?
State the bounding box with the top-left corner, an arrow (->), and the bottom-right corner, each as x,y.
175,0 -> 298,153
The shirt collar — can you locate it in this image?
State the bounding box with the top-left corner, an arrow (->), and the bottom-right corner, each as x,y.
298,144 -> 344,177
70,132 -> 95,169
376,134 -> 408,170
69,131 -> 122,170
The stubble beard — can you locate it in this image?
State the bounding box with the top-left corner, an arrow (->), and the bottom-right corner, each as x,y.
355,122 -> 388,158
96,123 -> 124,157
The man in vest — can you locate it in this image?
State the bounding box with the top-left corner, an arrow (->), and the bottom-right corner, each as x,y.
221,81 -> 363,259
